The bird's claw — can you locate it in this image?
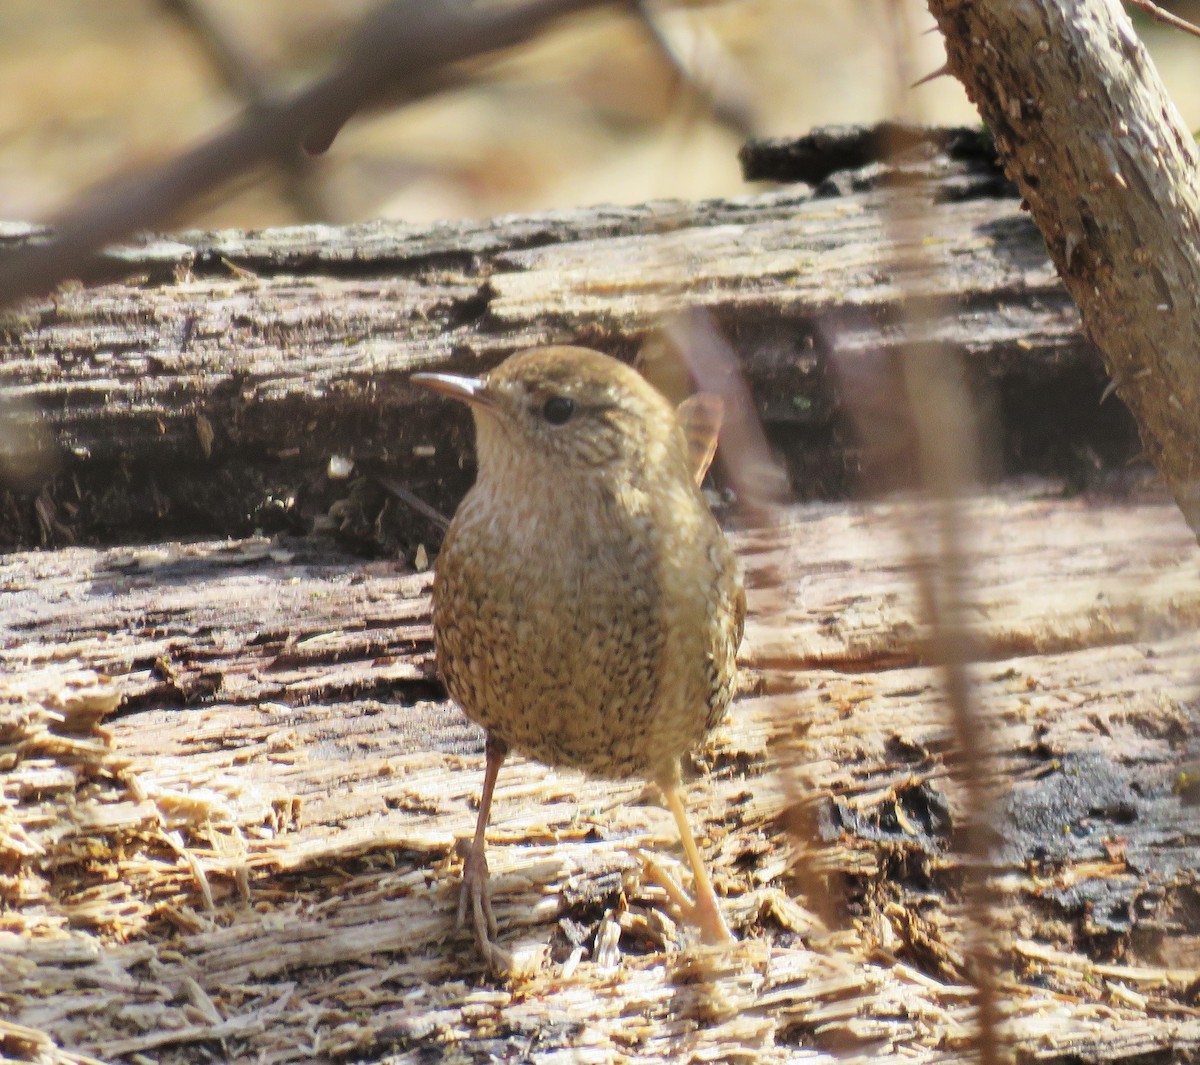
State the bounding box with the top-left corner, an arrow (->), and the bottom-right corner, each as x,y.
641,853 -> 732,945
458,845 -> 511,971
457,845 -> 495,936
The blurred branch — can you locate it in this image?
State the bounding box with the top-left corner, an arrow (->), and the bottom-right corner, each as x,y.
875,4 -> 1002,1060
895,331 -> 1002,1061
929,0 -> 1200,540
159,0 -> 274,103
632,0 -> 756,140
661,309 -> 790,525
657,310 -> 843,928
0,0 -> 612,306
158,0 -> 330,221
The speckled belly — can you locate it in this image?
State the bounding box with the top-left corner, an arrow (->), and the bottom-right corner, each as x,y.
433,545 -> 666,778
431,484 -> 741,783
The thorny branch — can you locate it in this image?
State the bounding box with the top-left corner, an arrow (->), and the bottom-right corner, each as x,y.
0,0 -> 613,307
928,0 -> 1200,538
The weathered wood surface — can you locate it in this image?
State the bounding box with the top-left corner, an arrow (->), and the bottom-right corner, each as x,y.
3,486 -> 1199,1063
0,135 -> 1141,548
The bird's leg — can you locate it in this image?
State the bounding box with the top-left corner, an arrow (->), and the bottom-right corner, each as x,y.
459,732 -> 510,969
653,783 -> 733,944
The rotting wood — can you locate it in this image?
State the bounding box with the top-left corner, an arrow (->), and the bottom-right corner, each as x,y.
0,130 -> 1144,549
3,486 -> 1199,1063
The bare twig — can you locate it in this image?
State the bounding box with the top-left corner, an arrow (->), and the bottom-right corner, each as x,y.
0,0 -> 612,307
911,63 -> 951,88
159,0 -> 272,104
1123,0 -> 1200,41
894,328 -> 1002,1062
377,476 -> 450,531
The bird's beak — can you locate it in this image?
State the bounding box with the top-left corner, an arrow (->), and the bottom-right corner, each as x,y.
411,372 -> 492,408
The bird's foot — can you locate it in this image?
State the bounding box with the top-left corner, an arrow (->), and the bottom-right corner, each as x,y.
457,844 -> 512,972
641,853 -> 732,945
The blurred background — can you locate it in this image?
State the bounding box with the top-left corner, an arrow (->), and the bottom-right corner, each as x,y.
0,0 -> 1197,230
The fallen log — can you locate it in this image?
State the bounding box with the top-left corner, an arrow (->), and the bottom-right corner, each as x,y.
0,129 -> 1139,549
3,489 -> 1199,1062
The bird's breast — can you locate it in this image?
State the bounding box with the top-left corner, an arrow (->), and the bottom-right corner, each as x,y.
432,473 -> 738,781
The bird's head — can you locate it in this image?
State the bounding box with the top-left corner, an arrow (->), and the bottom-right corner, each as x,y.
413,346 -> 692,487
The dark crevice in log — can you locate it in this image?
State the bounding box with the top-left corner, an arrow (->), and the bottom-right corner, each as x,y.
739,124 -> 1009,190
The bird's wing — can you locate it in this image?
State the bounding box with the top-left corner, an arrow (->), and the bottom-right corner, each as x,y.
676,393 -> 724,486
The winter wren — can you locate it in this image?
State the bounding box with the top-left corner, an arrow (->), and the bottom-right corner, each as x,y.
413,346 -> 744,969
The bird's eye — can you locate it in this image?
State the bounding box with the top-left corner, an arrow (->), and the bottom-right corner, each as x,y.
541,396 -> 576,425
